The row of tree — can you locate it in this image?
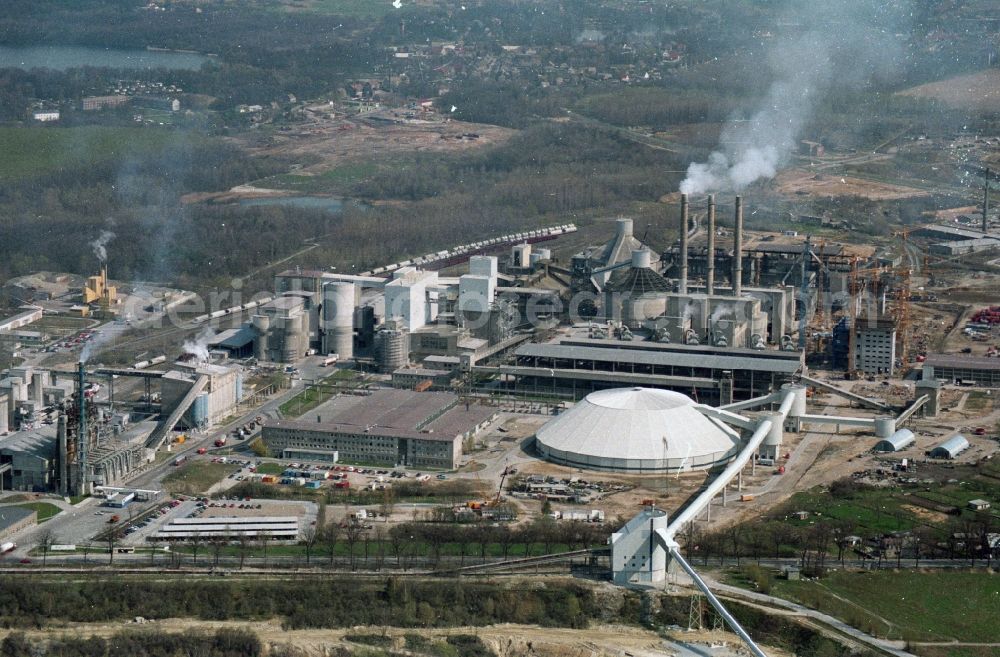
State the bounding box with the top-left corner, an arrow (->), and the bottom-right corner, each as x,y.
1,628 -> 260,657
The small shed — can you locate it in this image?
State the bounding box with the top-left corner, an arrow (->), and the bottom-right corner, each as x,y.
968,499 -> 991,512
874,428 -> 915,453
929,435 -> 970,459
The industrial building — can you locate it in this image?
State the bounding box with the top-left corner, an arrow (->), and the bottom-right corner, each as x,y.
874,428 -> 916,453
251,296 -> 311,363
0,365 -> 157,494
571,217 -> 652,291
152,515 -> 299,541
610,506 -> 669,586
535,387 -> 739,472
81,263 -> 119,316
0,306 -> 43,333
929,434 -> 970,459
854,318 -> 897,376
262,389 -> 495,469
498,338 -> 802,404
923,354 -> 1000,387
160,362 -> 243,430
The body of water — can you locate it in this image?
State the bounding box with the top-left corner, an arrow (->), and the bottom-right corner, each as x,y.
0,45 -> 213,71
239,196 -> 346,213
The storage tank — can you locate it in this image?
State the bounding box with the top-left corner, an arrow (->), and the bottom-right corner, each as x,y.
375,327 -> 409,373
281,313 -> 306,362
874,416 -> 896,439
759,411 -> 784,459
252,314 -> 270,361
322,281 -> 355,359
191,393 -> 209,427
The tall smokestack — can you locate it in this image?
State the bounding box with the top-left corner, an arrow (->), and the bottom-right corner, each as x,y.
679,193 -> 689,295
57,413 -> 67,496
706,194 -> 716,295
733,196 -> 744,298
77,362 -> 87,496
984,168 -> 991,235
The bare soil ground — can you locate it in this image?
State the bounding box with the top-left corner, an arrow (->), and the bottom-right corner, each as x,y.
774,169 -> 929,201
184,108 -> 515,204
0,618 -> 793,657
898,69 -> 1000,111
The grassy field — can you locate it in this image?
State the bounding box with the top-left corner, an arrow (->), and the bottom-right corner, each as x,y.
767,570 -> 1000,644
0,126 -> 181,181
255,462 -> 285,475
162,462 -> 240,495
258,162 -> 379,194
779,473 -> 1000,536
278,369 -> 359,418
12,501 -> 63,522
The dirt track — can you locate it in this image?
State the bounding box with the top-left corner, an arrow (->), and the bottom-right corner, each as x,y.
0,618 -> 793,657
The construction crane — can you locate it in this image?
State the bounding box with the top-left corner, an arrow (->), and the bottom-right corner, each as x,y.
494,463 -> 512,506
891,229 -> 916,370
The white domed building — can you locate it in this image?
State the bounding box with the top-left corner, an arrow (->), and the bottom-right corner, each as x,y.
535,387 -> 740,473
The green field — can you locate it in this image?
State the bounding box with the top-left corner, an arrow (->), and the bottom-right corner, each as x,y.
12,502 -> 63,522
259,162 -> 379,194
769,570 -> 1000,644
254,462 -> 285,475
279,369 -> 360,418
162,462 -> 240,494
0,126 -> 183,181
779,474 -> 1000,536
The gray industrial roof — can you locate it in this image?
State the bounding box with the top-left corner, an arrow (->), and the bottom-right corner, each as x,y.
930,434 -> 970,458
874,429 -> 915,452
0,426 -> 57,460
925,354 -> 1000,371
209,327 -> 255,349
0,505 -> 36,532
516,343 -> 801,374
266,418 -> 459,442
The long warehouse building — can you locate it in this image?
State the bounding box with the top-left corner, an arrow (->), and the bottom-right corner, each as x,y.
262,389 -> 496,469
489,338 -> 803,404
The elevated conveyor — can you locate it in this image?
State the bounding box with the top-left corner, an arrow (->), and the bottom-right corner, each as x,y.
146,374 -> 208,449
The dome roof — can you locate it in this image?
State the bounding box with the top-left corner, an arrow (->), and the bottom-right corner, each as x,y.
536,387 -> 739,473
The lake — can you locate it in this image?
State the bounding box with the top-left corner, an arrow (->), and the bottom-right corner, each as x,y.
239,196 -> 346,214
0,46 -> 213,71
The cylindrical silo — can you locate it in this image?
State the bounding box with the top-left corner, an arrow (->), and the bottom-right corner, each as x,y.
252,314 -> 270,361
783,384 -> 807,419
322,282 -> 355,359
282,313 -> 305,362
375,328 -> 409,373
759,411 -> 784,459
874,416 -> 896,439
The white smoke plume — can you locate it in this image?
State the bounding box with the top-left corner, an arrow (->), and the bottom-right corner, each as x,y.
79,329 -> 115,364
182,326 -> 216,362
90,230 -> 116,262
711,304 -> 734,323
679,1 -> 909,195
681,301 -> 696,324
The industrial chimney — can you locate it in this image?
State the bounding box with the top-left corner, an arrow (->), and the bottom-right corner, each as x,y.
77,362 -> 87,496
57,413 -> 67,496
733,196 -> 744,298
984,167 -> 991,235
706,194 -> 716,295
679,193 -> 689,295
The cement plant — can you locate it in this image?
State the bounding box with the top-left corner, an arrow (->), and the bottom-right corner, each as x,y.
1,2 -> 999,657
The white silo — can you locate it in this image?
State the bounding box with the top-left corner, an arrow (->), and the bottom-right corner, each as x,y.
322,281 -> 355,359
759,410 -> 784,459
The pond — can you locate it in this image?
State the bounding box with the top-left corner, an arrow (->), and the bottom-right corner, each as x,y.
0,45 -> 213,71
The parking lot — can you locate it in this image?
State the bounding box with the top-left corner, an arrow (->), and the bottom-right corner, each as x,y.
118,497 -> 318,545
